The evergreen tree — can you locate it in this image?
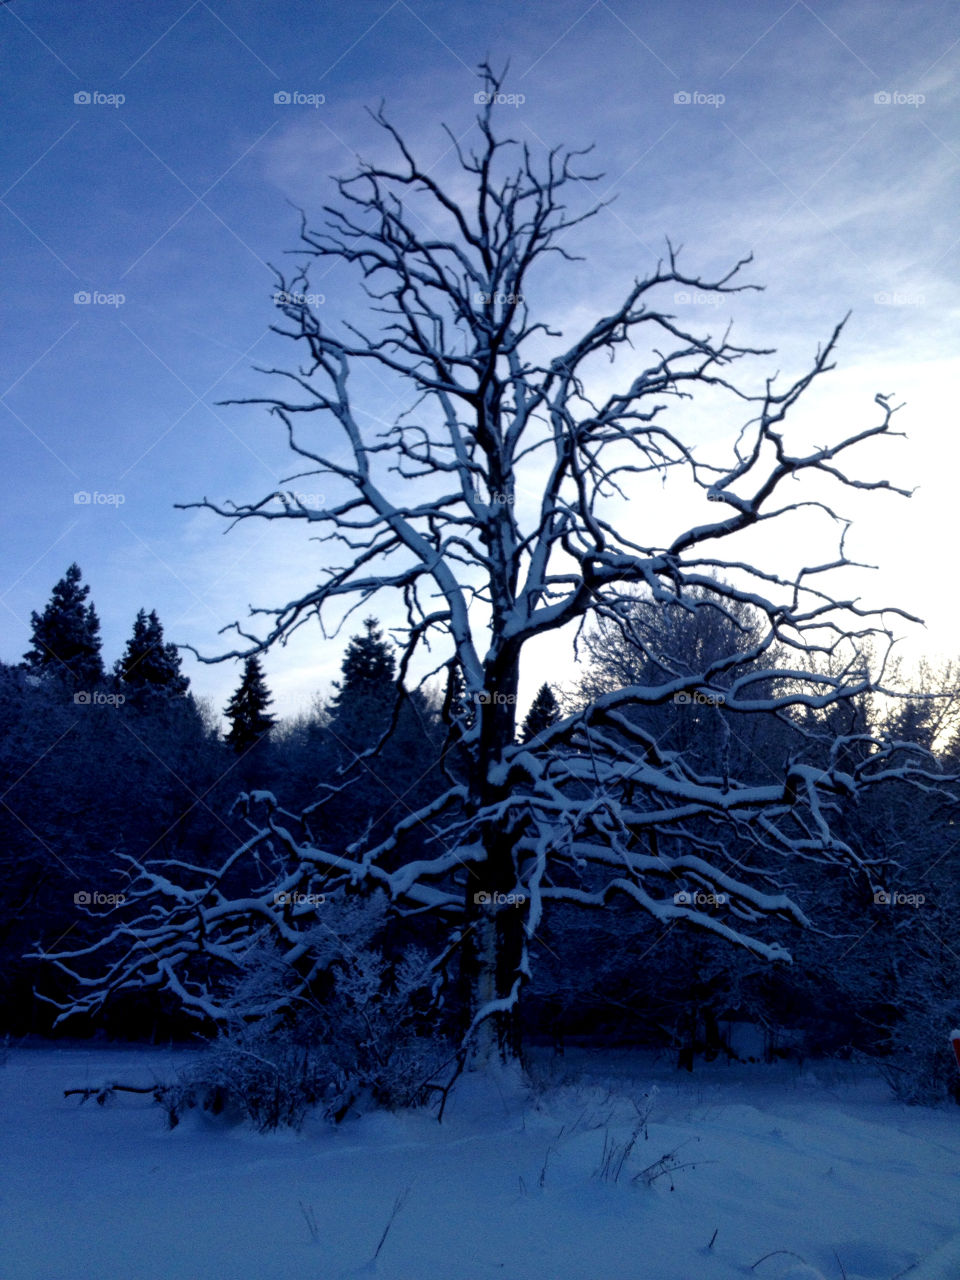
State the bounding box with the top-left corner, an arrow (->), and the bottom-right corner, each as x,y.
315,619 -> 445,850
332,617 -> 395,697
23,563 -> 104,689
327,618 -> 396,748
115,609 -> 189,699
520,683 -> 561,744
224,656 -> 276,754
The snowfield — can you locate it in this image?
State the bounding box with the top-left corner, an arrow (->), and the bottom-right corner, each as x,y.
2,1045 -> 960,1280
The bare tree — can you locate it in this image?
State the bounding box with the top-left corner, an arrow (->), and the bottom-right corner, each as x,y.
39,67 -> 939,1069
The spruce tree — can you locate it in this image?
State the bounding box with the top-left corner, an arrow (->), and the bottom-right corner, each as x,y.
115,609 -> 189,699
23,562 -> 104,689
224,656 -> 276,754
317,617 -> 444,851
520,683 -> 560,743
327,618 -> 396,748
332,618 -> 395,697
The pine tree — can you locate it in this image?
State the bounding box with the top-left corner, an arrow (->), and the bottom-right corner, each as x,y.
23,562 -> 104,689
224,656 -> 276,754
521,683 -> 560,744
318,617 -> 444,850
327,618 -> 396,748
332,618 -> 396,698
115,609 -> 189,699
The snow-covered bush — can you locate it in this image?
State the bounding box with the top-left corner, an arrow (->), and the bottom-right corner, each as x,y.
165,1025 -> 328,1131
164,890 -> 451,1130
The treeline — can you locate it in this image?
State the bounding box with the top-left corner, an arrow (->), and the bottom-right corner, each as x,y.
4,566 -> 960,1102
0,567 -> 458,1036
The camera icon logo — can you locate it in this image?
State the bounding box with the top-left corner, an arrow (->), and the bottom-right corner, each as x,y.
274,91 -> 292,104
74,491 -> 91,504
74,91 -> 91,105
474,891 -> 492,905
74,291 -> 91,305
874,889 -> 891,905
874,91 -> 891,105
73,691 -> 91,704
476,690 -> 492,704
74,891 -> 91,904
674,91 -> 691,104
673,890 -> 692,905
673,692 -> 691,704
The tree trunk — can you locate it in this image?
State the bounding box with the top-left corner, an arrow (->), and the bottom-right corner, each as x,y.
462,651 -> 524,1067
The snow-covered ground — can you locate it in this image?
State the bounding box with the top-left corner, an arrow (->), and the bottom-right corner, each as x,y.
2,1044 -> 959,1280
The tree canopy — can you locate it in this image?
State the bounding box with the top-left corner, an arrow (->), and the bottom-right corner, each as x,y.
38,68 -> 945,1070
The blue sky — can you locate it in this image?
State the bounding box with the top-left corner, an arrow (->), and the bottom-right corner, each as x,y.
2,0 -> 958,720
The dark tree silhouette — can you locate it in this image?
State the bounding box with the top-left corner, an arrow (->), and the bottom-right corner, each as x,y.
115,609 -> 189,700
23,563 -> 104,690
311,617 -> 446,852
327,617 -> 396,748
224,656 -> 276,755
520,684 -> 561,744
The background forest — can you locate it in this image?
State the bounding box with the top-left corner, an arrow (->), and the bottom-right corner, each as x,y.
5,559 -> 959,1112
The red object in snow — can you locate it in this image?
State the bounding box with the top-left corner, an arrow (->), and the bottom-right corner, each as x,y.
950,1029 -> 960,1070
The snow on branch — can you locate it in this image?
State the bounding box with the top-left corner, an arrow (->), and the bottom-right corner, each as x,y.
43,66 -> 942,1059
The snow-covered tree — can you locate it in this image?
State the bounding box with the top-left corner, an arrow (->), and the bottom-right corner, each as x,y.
40,68 -> 944,1069
223,655 -> 275,754
23,562 -> 104,690
115,608 -> 189,700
